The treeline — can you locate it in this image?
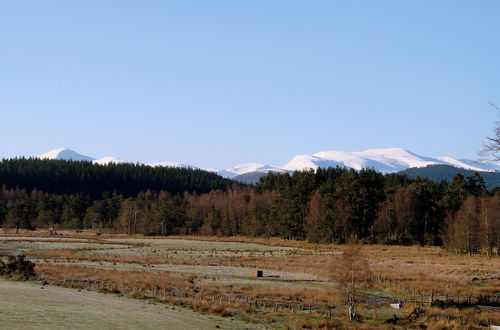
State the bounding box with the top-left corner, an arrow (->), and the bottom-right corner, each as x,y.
0,158 -> 233,197
0,160 -> 499,254
444,195 -> 500,256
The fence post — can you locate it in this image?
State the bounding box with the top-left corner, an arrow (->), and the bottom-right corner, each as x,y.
429,288 -> 435,306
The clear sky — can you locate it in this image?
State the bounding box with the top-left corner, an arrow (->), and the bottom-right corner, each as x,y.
1,1 -> 499,169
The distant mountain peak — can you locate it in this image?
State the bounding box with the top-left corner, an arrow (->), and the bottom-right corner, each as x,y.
226,163 -> 281,176
37,148 -> 95,162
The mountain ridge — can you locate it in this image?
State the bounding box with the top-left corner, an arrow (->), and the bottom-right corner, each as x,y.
31,147 -> 500,178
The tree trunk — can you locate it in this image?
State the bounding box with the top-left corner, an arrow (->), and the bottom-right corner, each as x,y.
348,300 -> 356,320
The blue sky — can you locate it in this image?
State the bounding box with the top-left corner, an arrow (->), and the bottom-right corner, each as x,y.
1,1 -> 498,168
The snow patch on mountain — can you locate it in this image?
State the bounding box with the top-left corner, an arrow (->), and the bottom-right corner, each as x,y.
226,163 -> 282,176
283,149 -> 421,173
362,148 -> 443,168
437,157 -> 500,172
93,156 -> 132,165
37,148 -> 95,162
148,162 -> 198,169
203,168 -> 238,179
283,148 -> 499,174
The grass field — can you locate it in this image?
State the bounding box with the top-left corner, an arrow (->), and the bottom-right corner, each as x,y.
1,233 -> 499,329
0,279 -> 262,330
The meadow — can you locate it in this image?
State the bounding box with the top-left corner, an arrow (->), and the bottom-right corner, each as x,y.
1,231 -> 499,329
0,279 -> 261,330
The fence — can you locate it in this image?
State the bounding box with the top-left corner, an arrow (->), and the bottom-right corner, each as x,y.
43,276 -> 500,317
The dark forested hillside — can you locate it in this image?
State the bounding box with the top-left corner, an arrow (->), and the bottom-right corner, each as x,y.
400,165 -> 500,189
0,158 -> 233,197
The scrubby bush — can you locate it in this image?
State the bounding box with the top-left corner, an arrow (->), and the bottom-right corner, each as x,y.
0,255 -> 36,280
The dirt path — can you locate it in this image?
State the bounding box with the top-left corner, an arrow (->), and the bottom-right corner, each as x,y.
0,279 -> 265,330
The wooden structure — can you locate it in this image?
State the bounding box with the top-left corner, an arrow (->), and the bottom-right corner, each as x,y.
251,270 -> 263,277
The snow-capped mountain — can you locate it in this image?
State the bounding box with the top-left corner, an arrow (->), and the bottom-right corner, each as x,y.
226,163 -> 283,176
37,148 -> 95,162
33,147 -> 500,179
283,148 -> 500,173
37,149 -> 132,165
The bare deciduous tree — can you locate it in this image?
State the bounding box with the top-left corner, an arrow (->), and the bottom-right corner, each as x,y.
305,190 -> 324,243
480,102 -> 500,161
478,195 -> 500,257
327,246 -> 372,320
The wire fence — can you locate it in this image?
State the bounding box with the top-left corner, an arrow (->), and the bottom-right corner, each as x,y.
45,275 -> 500,318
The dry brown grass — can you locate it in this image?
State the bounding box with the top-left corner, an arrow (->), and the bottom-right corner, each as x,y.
34,263 -> 336,326
6,234 -> 500,328
36,263 -> 196,292
26,239 -> 500,298
34,261 -> 498,329
167,235 -> 340,250
362,245 -> 500,297
416,306 -> 500,329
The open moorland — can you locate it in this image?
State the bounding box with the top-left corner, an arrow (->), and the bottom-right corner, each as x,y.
1,232 -> 499,329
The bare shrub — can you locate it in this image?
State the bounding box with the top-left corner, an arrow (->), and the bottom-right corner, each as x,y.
0,255 -> 37,280
326,246 -> 372,320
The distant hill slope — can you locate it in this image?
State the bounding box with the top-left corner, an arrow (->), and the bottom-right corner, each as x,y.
232,171 -> 270,184
400,165 -> 500,189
